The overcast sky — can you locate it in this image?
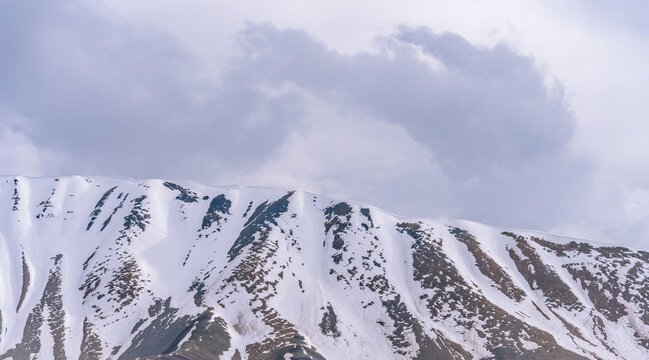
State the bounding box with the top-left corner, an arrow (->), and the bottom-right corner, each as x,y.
1,0 -> 649,248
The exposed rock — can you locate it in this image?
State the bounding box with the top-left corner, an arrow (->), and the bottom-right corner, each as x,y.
503,232 -> 584,311
228,192 -> 293,261
163,182 -> 199,203
202,194 -> 232,230
1,254 -> 67,360
319,303 -> 341,337
118,298 -> 195,360
87,186 -> 117,230
451,227 -> 526,302
79,318 -> 103,360
16,252 -> 30,312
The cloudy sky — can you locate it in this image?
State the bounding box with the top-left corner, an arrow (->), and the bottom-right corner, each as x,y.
1,0 -> 648,248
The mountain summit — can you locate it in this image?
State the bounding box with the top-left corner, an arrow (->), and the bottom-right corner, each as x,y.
0,176 -> 647,359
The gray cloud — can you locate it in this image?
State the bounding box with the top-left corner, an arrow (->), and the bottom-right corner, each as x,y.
0,1 -> 305,180
0,1 -> 592,235
227,24 -> 592,229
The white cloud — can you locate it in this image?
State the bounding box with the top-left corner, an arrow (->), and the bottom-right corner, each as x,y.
218,91 -> 439,204
624,188 -> 649,221
0,127 -> 43,176
0,110 -> 61,177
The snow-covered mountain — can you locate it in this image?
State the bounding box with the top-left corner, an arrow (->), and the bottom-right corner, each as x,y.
0,176 -> 647,360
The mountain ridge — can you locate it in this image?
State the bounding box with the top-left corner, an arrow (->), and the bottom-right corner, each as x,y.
0,175 -> 647,359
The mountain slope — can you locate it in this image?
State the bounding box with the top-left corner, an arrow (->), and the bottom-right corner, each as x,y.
0,176 -> 647,359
